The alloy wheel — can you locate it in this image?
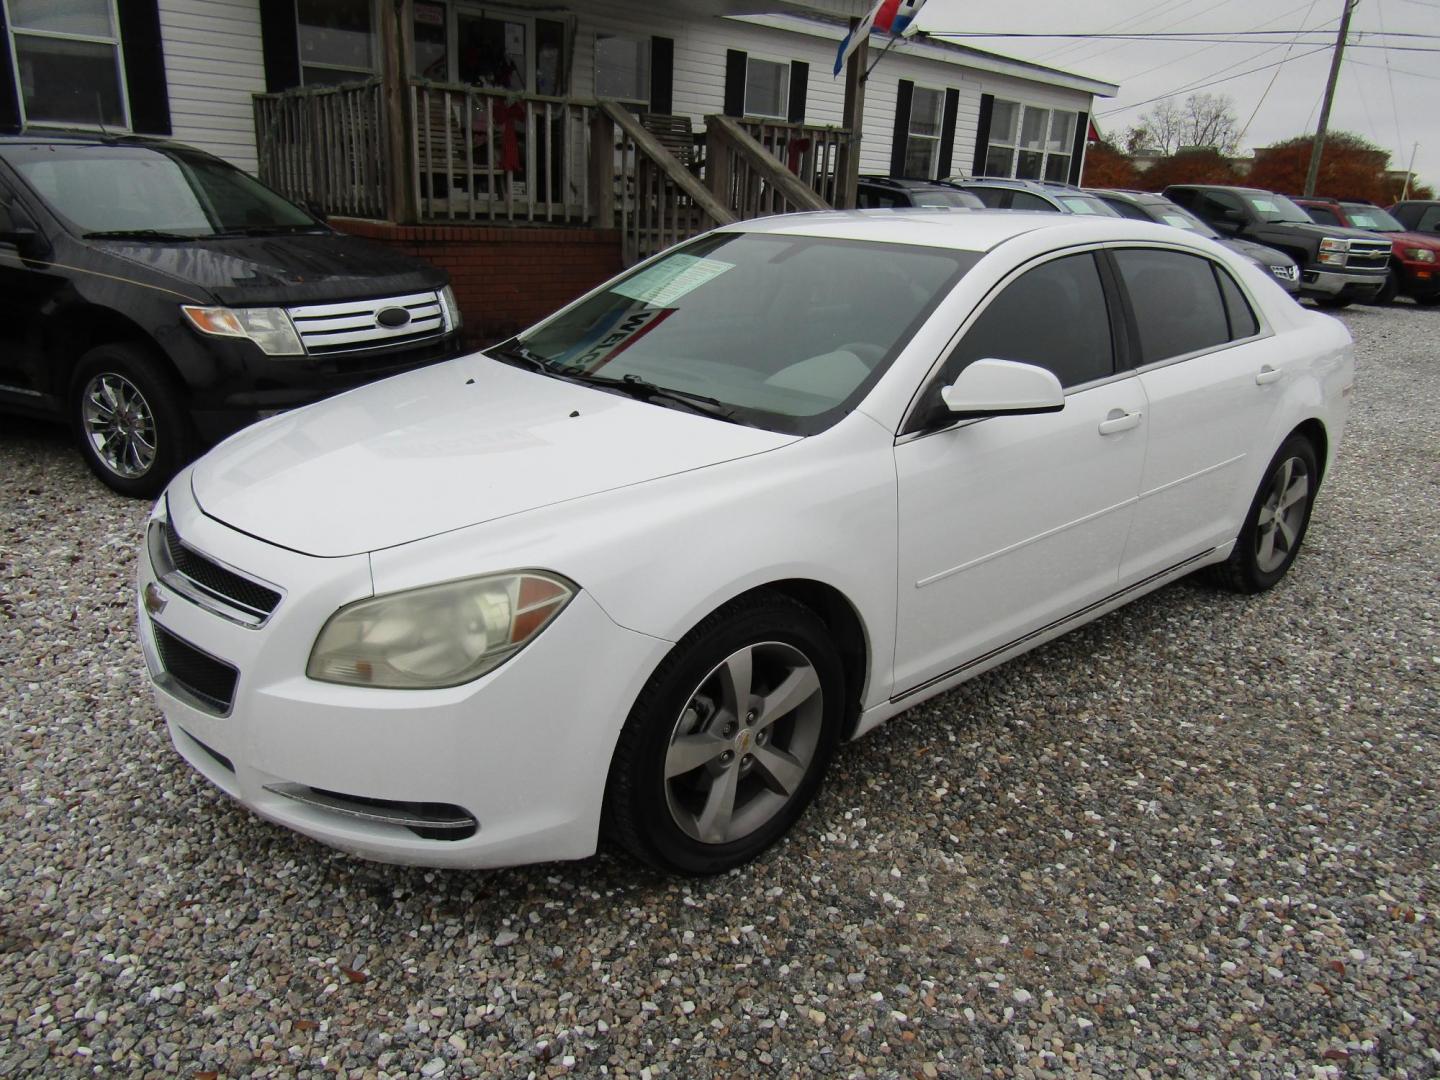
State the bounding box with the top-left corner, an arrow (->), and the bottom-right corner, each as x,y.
663,641 -> 825,845
81,372 -> 158,479
1254,455 -> 1311,573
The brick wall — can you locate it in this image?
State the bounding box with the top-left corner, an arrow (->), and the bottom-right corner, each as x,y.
332,219 -> 623,344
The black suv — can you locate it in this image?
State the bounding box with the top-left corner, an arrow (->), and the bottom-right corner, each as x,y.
1163,184 -> 1389,308
0,134 -> 462,496
856,176 -> 984,209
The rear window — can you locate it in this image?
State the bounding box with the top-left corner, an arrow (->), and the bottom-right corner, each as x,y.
1114,249 -> 1232,364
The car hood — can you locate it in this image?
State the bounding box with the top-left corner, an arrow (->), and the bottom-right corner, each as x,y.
190,356 -> 798,557
1255,220 -> 1386,244
1223,236 -> 1295,267
1387,229 -> 1440,251
92,231 -> 446,306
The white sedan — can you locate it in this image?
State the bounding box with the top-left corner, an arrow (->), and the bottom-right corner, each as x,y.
137,212 -> 1353,874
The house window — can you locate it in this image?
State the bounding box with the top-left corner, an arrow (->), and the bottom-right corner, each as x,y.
413,1 -> 448,81
594,33 -> 648,104
904,85 -> 943,179
298,0 -> 376,86
744,57 -> 788,119
984,100 -> 1076,182
3,0 -> 128,128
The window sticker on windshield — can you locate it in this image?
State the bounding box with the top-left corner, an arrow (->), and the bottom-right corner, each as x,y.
1160,213 -> 1199,230
558,306 -> 676,372
611,254 -> 733,307
1251,198 -> 1279,213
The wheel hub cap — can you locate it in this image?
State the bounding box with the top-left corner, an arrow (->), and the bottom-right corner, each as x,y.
81,372 -> 158,480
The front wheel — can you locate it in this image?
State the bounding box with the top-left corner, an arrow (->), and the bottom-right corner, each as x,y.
1207,435 -> 1319,594
71,343 -> 191,498
604,592 -> 844,874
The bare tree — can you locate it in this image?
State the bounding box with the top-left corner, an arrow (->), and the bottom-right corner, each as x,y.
1125,94 -> 1240,156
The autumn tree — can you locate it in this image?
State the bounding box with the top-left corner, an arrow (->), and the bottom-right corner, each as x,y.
1247,132 -> 1391,202
1137,148 -> 1239,191
1080,141 -> 1141,189
1125,94 -> 1241,156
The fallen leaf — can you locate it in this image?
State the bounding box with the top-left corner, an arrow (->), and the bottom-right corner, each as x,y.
294,1019 -> 319,1032
341,968 -> 367,984
1329,961 -> 1346,975
1323,1049 -> 1350,1061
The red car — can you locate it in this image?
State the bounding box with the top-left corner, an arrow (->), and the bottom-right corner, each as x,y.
1294,197 -> 1440,305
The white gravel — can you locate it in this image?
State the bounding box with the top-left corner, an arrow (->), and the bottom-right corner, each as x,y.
2,304 -> 1437,1078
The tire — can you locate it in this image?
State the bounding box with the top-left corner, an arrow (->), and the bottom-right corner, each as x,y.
1415,293 -> 1440,307
1313,295 -> 1351,310
1207,435 -> 1319,594
1372,268 -> 1400,305
71,342 -> 192,498
604,591 -> 844,875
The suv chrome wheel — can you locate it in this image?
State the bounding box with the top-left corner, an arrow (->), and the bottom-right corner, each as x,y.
82,372 -> 158,479
663,642 -> 825,845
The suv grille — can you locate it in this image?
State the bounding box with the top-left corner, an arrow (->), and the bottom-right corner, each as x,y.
151,520 -> 281,625
1345,241 -> 1391,270
152,623 -> 238,715
288,291 -> 447,355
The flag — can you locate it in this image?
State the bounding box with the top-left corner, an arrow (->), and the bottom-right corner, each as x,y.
833,0 -> 928,76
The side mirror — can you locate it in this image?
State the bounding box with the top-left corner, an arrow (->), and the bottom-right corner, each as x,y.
941,358 -> 1065,418
1210,209 -> 1244,234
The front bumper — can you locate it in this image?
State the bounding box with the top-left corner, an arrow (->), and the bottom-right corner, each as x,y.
1299,267 -> 1386,301
136,485 -> 669,869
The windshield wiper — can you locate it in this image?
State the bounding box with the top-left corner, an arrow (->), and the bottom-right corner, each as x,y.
572,372 -> 741,423
211,225 -> 328,237
488,339 -> 554,374
83,229 -> 198,241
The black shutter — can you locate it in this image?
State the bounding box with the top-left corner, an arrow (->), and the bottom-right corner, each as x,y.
1068,110 -> 1089,184
650,37 -> 674,113
118,0 -> 171,135
972,93 -> 995,176
890,79 -> 914,177
723,50 -> 747,117
937,87 -> 960,179
787,61 -> 809,123
0,8 -> 18,135
260,0 -> 302,92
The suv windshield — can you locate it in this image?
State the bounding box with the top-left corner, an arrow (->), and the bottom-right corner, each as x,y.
1341,205 -> 1405,232
1242,193 -> 1314,224
2,143 -> 320,237
514,232 -> 976,435
1057,195 -> 1115,216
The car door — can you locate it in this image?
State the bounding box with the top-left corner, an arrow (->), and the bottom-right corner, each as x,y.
1108,246 -> 1287,584
891,250 -> 1148,696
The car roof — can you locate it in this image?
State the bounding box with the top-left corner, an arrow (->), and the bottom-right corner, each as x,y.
858,176 -> 956,190
1089,189 -> 1171,205
1165,184 -> 1272,196
721,209 -> 1217,254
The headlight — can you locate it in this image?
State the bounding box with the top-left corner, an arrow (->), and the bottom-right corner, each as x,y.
307,571 -> 575,689
1403,247 -> 1436,263
182,305 -> 304,356
1317,236 -> 1349,267
439,284 -> 462,331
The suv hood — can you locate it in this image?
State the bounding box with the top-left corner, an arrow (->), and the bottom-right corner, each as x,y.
1224,236 -> 1295,267
1253,220 -> 1386,244
92,231 -> 446,306
190,356 -> 797,557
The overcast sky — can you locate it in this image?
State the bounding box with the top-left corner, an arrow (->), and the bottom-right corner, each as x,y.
911,0 -> 1439,191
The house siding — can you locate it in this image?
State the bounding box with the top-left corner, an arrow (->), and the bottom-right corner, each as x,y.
157,0 -> 266,172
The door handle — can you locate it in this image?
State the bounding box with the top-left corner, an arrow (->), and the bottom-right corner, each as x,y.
1255,365 -> 1283,385
1098,409 -> 1142,435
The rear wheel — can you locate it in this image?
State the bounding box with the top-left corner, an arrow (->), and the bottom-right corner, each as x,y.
71,343 -> 191,498
604,592 -> 843,874
1207,435 -> 1319,594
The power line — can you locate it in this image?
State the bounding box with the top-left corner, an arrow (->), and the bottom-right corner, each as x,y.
1095,45 -> 1332,116
1347,55 -> 1440,79
1238,0 -> 1323,142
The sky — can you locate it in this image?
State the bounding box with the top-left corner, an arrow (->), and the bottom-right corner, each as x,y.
910,0 -> 1440,191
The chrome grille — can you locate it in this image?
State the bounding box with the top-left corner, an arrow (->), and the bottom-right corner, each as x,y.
148,519 -> 282,627
1345,242 -> 1391,270
287,291 -> 448,354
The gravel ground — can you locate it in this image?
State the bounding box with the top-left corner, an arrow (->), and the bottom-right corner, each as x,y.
2,304 -> 1437,1080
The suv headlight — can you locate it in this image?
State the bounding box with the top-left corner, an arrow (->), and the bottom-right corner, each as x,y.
307,571 -> 575,689
182,305 -> 304,356
1317,237 -> 1350,267
1402,247 -> 1436,263
439,284 -> 462,332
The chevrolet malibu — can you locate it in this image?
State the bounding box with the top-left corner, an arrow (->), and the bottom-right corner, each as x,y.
138,212 -> 1353,875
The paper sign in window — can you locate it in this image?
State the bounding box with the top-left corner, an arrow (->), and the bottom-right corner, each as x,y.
611,254 -> 734,307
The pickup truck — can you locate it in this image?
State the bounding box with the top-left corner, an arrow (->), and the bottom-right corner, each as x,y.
1164,184 -> 1390,308
1295,197 -> 1440,305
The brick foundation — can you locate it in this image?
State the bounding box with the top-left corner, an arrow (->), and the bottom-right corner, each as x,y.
332,218 -> 623,344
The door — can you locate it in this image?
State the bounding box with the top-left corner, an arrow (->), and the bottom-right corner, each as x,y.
1109,248 -> 1287,584
893,251 -> 1148,695
0,177 -> 59,402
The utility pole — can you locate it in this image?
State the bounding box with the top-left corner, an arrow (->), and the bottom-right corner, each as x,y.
1303,0 -> 1358,196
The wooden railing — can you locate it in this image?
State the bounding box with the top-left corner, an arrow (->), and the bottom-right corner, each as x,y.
601,102 -> 736,266
253,79 -> 389,219
705,115 -> 832,220
738,118 -> 851,207
410,82 -> 602,223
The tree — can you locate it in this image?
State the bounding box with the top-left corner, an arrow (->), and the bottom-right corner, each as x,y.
1080,141 -> 1141,189
1138,148 -> 1239,191
1125,94 -> 1241,156
1247,132 -> 1391,202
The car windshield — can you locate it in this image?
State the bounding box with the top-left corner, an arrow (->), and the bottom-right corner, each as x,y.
2,144 -> 320,237
1341,205 -> 1405,231
513,232 -> 976,435
1058,196 -> 1116,216
1242,193 -> 1314,224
